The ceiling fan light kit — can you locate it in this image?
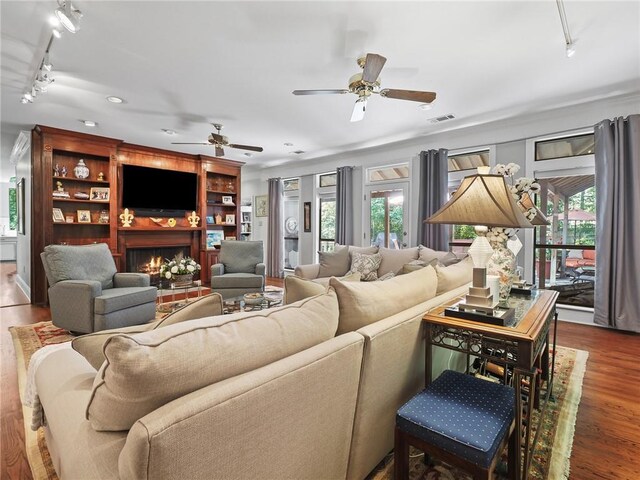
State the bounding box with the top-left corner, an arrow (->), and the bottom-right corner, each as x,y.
293,52 -> 437,121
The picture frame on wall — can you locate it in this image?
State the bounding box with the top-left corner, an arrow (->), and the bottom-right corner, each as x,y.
77,210 -> 91,223
303,202 -> 311,232
255,195 -> 268,217
90,187 -> 110,201
225,214 -> 235,225
221,195 -> 235,205
52,207 -> 65,223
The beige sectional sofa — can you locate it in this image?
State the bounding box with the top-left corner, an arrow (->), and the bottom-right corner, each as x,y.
34,260 -> 473,480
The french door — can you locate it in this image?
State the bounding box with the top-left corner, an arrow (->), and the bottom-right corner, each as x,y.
364,183 -> 409,249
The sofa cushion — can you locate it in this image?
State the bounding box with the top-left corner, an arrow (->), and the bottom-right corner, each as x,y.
418,245 -> 451,265
331,265 -> 438,335
94,287 -> 157,314
439,251 -> 467,266
211,272 -> 264,289
86,290 -> 340,431
435,256 -> 474,295
401,258 -> 439,275
219,240 -> 263,274
567,249 -> 583,259
376,272 -> 395,281
73,293 -> 224,369
311,272 -> 361,287
318,245 -> 350,278
348,252 -> 382,281
283,275 -> 326,304
377,247 -> 420,277
583,250 -> 596,261
347,245 -> 379,258
42,243 -> 117,289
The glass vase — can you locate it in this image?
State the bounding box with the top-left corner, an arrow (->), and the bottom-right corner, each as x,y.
487,238 -> 516,300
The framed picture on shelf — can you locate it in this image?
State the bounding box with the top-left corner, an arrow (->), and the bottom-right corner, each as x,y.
206,230 -> 224,248
206,215 -> 214,224
255,195 -> 268,217
242,211 -> 250,222
225,214 -> 235,225
225,236 -> 236,241
77,210 -> 91,223
89,187 -> 110,201
222,195 -> 235,205
52,207 -> 65,223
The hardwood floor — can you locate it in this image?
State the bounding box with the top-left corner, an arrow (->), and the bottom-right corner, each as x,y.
0,263 -> 29,308
1,281 -> 638,480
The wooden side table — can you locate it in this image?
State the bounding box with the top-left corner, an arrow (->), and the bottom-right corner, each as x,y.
422,289 -> 559,480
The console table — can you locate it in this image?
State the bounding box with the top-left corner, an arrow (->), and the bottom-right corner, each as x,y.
422,289 -> 559,480
157,280 -> 207,313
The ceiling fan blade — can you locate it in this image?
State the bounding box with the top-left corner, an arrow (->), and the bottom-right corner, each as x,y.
379,88 -> 436,103
228,144 -> 264,152
361,53 -> 387,83
292,89 -> 350,95
210,132 -> 227,143
350,98 -> 367,122
171,142 -> 210,145
215,146 -> 225,157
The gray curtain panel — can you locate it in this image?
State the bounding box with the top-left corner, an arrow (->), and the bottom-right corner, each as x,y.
594,114 -> 640,332
336,166 -> 354,245
267,178 -> 284,278
417,149 -> 449,250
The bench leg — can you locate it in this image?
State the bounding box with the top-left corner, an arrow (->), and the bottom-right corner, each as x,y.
394,427 -> 410,480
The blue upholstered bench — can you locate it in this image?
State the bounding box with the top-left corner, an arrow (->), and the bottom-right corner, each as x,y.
394,370 -> 517,480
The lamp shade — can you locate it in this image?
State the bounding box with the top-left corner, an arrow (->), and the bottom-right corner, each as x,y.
426,174 -> 534,228
518,192 -> 550,226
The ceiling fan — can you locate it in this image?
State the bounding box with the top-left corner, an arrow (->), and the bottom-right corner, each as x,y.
171,124 -> 264,157
292,53 -> 436,122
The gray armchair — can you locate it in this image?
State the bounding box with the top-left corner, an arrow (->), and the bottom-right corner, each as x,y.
211,240 -> 265,299
41,243 -> 158,334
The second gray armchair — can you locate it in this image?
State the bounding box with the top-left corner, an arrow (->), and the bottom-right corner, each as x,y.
211,240 -> 265,299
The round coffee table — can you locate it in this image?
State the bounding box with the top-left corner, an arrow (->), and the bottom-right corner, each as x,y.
223,292 -> 283,314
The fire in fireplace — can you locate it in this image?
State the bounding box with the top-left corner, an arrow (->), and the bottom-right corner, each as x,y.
127,247 -> 191,286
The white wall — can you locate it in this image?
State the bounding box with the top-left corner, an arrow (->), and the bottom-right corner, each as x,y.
15,145 -> 31,298
0,181 -> 14,235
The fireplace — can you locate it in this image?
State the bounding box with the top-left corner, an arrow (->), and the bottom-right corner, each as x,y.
127,246 -> 193,287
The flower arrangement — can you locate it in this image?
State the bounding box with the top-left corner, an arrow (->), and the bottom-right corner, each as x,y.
160,254 -> 201,280
488,163 -> 541,243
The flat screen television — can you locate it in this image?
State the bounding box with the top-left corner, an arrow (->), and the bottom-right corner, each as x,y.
121,164 -> 198,217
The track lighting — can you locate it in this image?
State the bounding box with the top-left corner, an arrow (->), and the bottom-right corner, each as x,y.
42,53 -> 53,71
55,0 -> 82,33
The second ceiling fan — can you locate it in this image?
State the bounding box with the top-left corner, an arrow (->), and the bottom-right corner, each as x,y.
293,53 -> 436,122
172,124 -> 263,157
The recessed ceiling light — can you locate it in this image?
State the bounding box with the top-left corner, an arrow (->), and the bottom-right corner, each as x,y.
283,142 -> 294,147
106,96 -> 124,104
82,120 -> 96,127
243,152 -> 252,157
162,129 -> 176,135
290,150 -> 305,155
419,103 -> 433,111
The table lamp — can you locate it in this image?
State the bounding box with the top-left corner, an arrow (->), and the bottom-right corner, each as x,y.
518,192 -> 550,226
426,171 -> 534,314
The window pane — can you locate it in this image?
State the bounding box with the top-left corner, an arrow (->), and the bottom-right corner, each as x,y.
447,150 -> 489,172
535,133 -> 595,161
370,189 -> 404,249
283,178 -> 299,191
533,174 -> 595,308
319,197 -> 335,252
319,173 -> 337,187
367,165 -> 409,183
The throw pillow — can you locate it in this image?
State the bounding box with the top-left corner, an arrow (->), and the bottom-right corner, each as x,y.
567,249 -> 583,259
435,256 -> 474,295
401,258 -> 438,275
72,293 -> 225,370
377,272 -> 395,281
284,275 -> 326,304
330,265 -> 438,335
418,245 -> 451,265
86,290 -> 340,431
439,251 -> 467,267
377,247 -> 420,277
318,244 -> 350,278
348,252 -> 382,281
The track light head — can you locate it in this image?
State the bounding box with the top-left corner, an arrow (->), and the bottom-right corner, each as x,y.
55,1 -> 82,33
565,42 -> 576,58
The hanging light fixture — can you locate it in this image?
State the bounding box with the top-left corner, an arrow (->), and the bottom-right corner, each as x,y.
556,0 -> 576,58
55,0 -> 82,33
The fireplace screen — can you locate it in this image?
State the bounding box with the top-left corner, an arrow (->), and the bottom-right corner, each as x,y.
126,247 -> 192,286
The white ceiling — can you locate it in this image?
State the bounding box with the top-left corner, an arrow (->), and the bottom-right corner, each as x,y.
1,1 -> 639,182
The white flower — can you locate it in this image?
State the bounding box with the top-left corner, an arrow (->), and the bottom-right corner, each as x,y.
492,164 -> 507,175
506,163 -> 520,175
171,265 -> 178,274
186,264 -> 195,272
164,271 -> 172,279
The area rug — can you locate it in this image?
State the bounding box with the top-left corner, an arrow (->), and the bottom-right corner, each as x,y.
10,321 -> 587,480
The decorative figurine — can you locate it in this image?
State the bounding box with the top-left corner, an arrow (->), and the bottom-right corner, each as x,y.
167,218 -> 177,227
215,213 -> 223,225
97,171 -> 105,181
74,159 -> 90,179
187,211 -> 200,228
60,165 -> 67,177
119,208 -> 134,227
53,164 -> 61,176
53,181 -> 70,198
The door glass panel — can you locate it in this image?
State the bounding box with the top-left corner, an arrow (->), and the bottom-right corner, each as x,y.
369,188 -> 405,249
319,197 -> 336,252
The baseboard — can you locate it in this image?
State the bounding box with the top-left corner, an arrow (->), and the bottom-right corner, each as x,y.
15,274 -> 31,302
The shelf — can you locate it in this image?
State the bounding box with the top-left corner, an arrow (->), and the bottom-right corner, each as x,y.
53,176 -> 109,184
54,222 -> 110,226
206,202 -> 237,207
116,227 -> 203,231
206,223 -> 236,227
52,198 -> 110,204
206,190 -> 237,195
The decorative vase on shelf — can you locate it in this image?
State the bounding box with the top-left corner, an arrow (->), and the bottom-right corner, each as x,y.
171,273 -> 193,286
74,159 -> 90,179
487,237 -> 517,301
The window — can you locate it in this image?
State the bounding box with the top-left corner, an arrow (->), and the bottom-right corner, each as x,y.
369,189 -> 405,249
448,149 -> 490,172
535,133 -> 595,161
319,196 -> 336,252
367,164 -> 409,183
283,178 -> 299,191
319,173 -> 337,188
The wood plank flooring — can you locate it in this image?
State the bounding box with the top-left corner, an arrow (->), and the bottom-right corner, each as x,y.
0,263 -> 29,308
1,278 -> 638,480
